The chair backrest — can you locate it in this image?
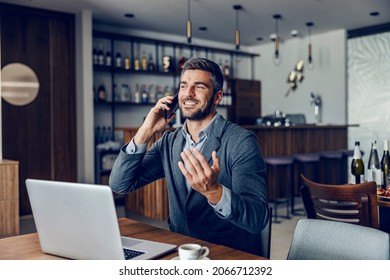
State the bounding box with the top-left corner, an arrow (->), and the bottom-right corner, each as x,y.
300,174 -> 379,228
287,219 -> 390,260
259,207 -> 272,259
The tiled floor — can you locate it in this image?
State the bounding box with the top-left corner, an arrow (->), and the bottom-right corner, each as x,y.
19,197 -> 304,260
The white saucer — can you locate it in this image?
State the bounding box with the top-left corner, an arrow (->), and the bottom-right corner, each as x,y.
171,256 -> 210,260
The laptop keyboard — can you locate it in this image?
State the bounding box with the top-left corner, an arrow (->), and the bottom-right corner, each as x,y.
123,248 -> 145,260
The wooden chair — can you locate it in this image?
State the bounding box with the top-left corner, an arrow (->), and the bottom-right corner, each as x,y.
300,174 -> 379,229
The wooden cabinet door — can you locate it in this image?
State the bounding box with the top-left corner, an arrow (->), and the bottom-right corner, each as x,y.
1,4 -> 77,215
229,79 -> 261,125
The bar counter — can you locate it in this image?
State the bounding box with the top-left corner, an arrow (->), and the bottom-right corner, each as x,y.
116,124 -> 349,221
242,124 -> 348,156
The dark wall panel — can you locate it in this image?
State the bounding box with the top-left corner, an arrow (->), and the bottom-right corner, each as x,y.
1,3 -> 77,215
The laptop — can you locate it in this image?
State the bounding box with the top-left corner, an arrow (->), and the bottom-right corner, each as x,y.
25,179 -> 176,260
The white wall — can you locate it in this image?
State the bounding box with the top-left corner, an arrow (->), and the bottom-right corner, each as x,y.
249,30 -> 347,124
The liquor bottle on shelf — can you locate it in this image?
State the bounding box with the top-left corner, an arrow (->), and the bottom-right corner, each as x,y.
223,59 -> 230,80
105,51 -> 112,67
124,56 -> 131,70
93,45 -> 98,65
141,51 -> 147,71
115,52 -> 122,68
134,55 -> 140,71
97,44 -> 104,65
147,53 -> 156,72
97,84 -> 106,102
133,84 -> 141,104
367,140 -> 381,187
351,141 -> 365,184
120,84 -> 130,102
141,84 -> 149,104
381,140 -> 390,187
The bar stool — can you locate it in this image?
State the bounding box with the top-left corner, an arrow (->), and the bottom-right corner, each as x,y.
338,148 -> 364,184
292,153 -> 320,215
319,150 -> 344,184
264,156 -> 294,223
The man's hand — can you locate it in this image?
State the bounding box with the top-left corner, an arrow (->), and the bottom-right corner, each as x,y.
178,148 -> 222,204
134,96 -> 176,144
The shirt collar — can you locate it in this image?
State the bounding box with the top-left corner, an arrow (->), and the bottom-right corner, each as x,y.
182,112 -> 219,141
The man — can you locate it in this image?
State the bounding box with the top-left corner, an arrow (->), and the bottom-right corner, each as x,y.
109,57 -> 269,256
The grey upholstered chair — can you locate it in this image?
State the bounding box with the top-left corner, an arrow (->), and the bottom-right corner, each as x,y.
287,219 -> 390,260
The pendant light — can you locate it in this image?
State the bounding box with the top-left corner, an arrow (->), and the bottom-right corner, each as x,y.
272,14 -> 281,59
186,0 -> 192,45
306,22 -> 314,64
233,5 -> 242,50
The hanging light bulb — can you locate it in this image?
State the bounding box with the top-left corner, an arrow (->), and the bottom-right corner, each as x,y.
233,5 -> 242,50
273,14 -> 281,59
186,0 -> 192,45
306,22 -> 314,64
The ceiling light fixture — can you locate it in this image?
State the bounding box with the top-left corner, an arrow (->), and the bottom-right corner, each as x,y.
306,22 -> 314,64
124,13 -> 134,18
291,30 -> 299,37
272,14 -> 281,59
233,5 -> 242,51
186,0 -> 192,45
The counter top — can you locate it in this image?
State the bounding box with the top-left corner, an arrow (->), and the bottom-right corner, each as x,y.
243,124 -> 358,129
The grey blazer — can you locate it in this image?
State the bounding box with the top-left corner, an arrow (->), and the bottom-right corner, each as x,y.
109,115 -> 269,256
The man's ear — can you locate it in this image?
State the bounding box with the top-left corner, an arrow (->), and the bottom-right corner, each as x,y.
214,90 -> 223,105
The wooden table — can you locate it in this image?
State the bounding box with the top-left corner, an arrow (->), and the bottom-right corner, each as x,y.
0,218 -> 265,260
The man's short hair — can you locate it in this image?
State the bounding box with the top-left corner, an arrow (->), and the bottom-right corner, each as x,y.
181,57 -> 224,94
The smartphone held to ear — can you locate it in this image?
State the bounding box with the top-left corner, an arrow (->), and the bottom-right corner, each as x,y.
164,94 -> 179,119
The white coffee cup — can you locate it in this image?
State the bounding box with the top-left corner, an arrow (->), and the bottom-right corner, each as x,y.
178,243 -> 209,260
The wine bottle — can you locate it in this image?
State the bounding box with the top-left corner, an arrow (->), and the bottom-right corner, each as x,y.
351,141 -> 364,184
93,45 -> 98,65
97,84 -> 106,102
147,53 -> 156,72
97,44 -> 104,65
134,56 -> 140,71
381,140 -> 390,188
223,60 -> 230,80
367,140 -> 381,187
124,56 -> 131,70
133,84 -> 141,104
141,51 -> 147,71
105,51 -> 112,67
115,52 -> 122,68
141,84 -> 149,104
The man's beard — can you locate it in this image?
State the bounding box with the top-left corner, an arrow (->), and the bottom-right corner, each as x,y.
181,95 -> 215,121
